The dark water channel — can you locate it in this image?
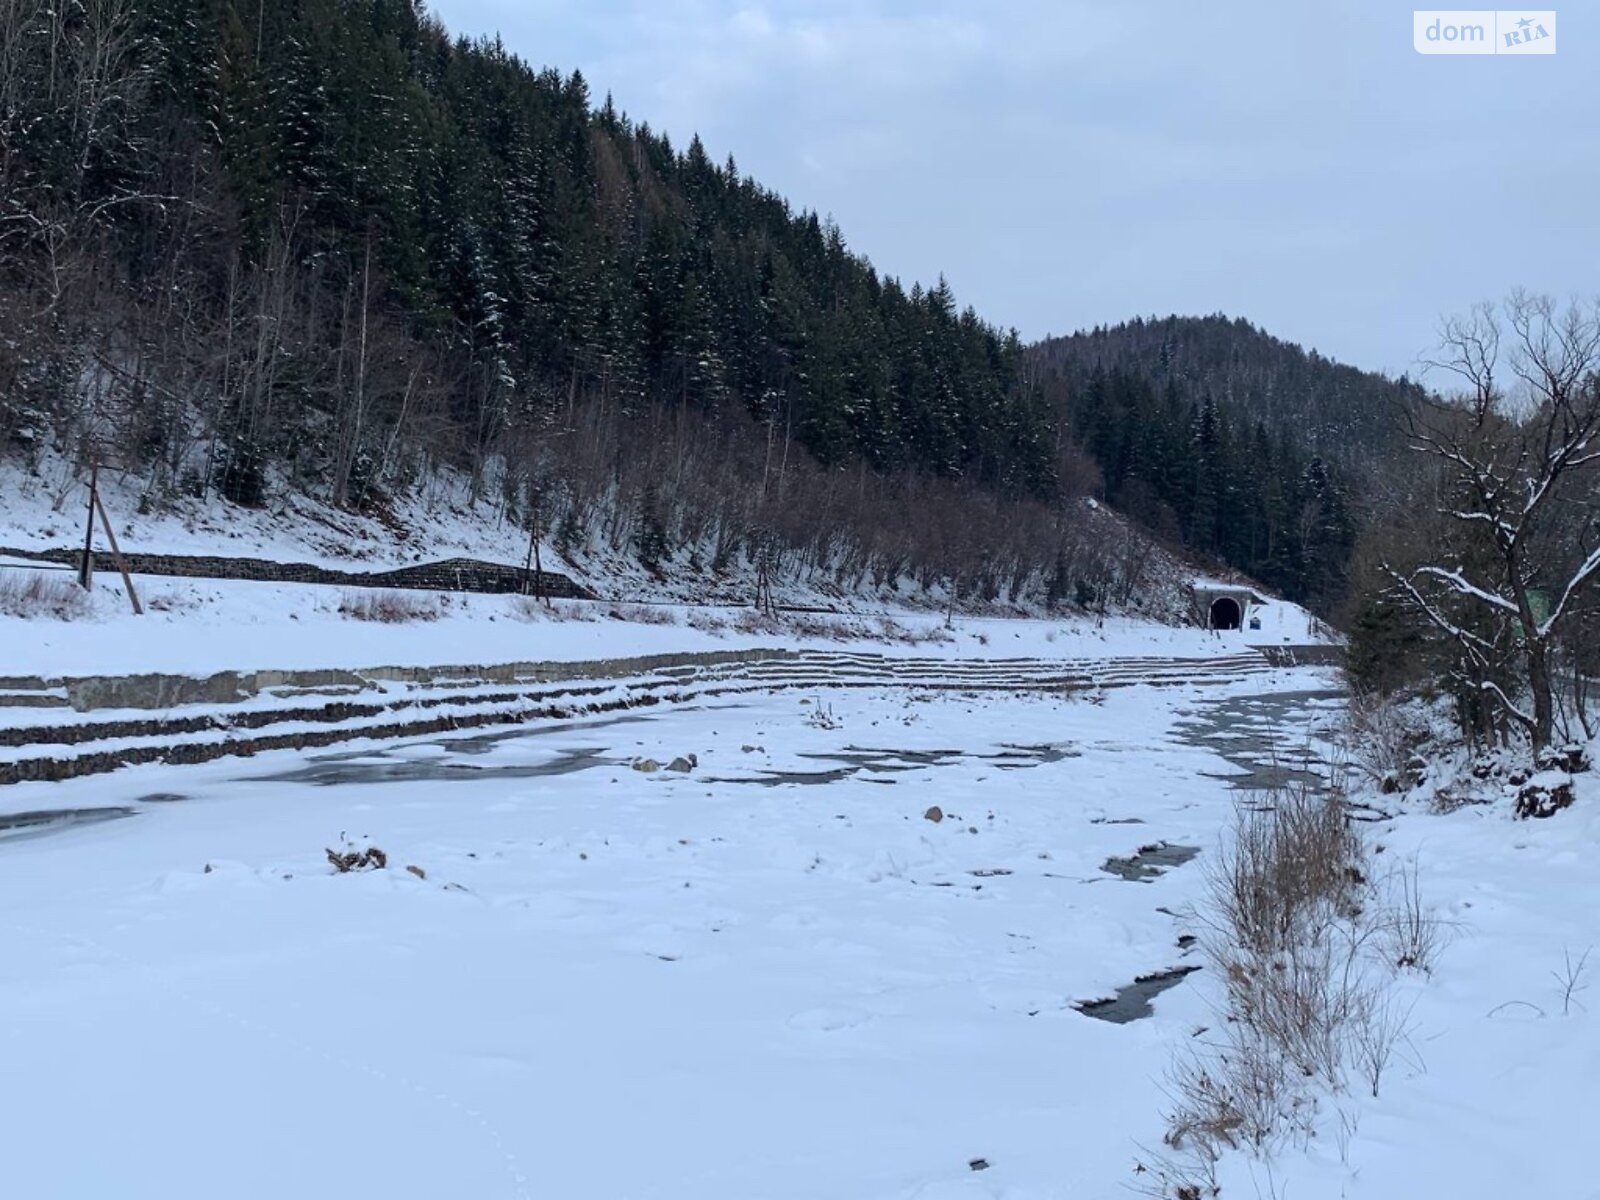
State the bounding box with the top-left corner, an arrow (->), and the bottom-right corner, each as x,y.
1,697 -> 1085,846
1077,965 -> 1202,1023
1079,684 -> 1347,1024
0,805 -> 135,842
706,742 -> 1079,787
1173,688 -> 1347,792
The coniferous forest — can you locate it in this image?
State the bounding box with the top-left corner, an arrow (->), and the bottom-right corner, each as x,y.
0,0 -> 1418,614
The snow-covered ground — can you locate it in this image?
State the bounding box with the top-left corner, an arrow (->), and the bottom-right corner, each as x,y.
0,643 -> 1593,1199
0,473 -> 1563,1200
1228,771 -> 1600,1200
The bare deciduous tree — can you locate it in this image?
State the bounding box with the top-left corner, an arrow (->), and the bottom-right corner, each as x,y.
1392,292 -> 1600,750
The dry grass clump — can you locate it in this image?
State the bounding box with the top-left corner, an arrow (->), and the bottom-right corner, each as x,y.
0,571 -> 91,620
511,596 -> 598,621
1163,1040 -> 1299,1159
510,597 -> 958,644
337,589 -> 441,623
603,602 -> 679,625
511,596 -> 682,625
144,591 -> 196,613
1376,857 -> 1448,974
1142,784 -> 1442,1196
1211,788 -> 1364,958
686,607 -> 954,645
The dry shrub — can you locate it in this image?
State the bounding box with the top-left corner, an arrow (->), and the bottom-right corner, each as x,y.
1203,788 -> 1379,1086
1554,946 -> 1592,1016
1209,787 -> 1363,958
509,593 -> 547,620
876,615 -> 954,645
685,609 -> 733,634
1350,992 -> 1416,1098
517,598 -> 682,626
707,608 -> 955,645
1377,857 -> 1447,973
730,609 -> 785,636
1343,689 -> 1424,789
1427,786 -> 1490,815
1155,784 -> 1431,1190
338,589 -> 441,623
0,571 -> 91,620
604,602 -> 679,625
802,700 -> 841,730
1163,1037 -> 1304,1158
1215,926 -> 1383,1085
510,595 -> 598,621
781,612 -> 848,640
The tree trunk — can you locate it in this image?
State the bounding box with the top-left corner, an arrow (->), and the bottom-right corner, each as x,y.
1527,638 -> 1554,752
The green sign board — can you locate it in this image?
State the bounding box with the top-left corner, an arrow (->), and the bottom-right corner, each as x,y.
1515,589 -> 1551,643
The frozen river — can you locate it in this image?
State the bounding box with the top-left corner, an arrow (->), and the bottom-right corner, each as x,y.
0,669 -> 1342,1199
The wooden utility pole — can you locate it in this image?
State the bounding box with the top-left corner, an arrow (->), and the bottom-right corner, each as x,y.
77,460 -> 142,614
93,488 -> 142,615
532,523 -> 548,607
753,531 -> 776,617
522,519 -> 544,605
521,493 -> 550,608
78,461 -> 97,590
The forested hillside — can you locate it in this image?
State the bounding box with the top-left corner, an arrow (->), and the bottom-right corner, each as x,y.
1029,317 -> 1428,613
0,0 -> 1400,617
0,0 -> 1056,482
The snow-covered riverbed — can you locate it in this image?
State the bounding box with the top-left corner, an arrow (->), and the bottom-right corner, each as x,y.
0,672 -> 1339,1198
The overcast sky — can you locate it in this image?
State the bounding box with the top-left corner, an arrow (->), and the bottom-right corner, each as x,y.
429,0 -> 1595,377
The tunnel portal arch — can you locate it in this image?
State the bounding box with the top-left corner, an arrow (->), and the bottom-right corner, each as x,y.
1209,596 -> 1242,631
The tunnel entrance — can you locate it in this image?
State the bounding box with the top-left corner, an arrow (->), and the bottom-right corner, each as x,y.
1209,596 -> 1242,631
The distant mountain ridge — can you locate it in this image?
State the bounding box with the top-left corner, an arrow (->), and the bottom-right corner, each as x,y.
1023,315 -> 1428,613
1031,315 -> 1427,493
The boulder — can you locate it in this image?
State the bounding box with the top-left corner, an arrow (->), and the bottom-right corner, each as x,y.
1513,771 -> 1575,820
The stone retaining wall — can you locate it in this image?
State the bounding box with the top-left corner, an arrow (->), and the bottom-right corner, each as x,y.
0,547 -> 593,600
1254,644 -> 1346,668
54,647 -> 798,712
0,692 -> 676,785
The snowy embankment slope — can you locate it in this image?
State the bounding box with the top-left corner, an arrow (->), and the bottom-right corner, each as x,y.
0,452 -> 1011,611
0,456 -> 541,571
0,525 -> 1326,685
0,450 -> 1286,636
0,581 -> 1320,680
